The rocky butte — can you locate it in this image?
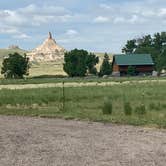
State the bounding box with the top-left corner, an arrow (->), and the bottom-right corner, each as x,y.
27,32 -> 65,62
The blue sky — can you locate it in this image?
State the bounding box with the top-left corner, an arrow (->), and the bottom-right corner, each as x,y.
0,0 -> 166,53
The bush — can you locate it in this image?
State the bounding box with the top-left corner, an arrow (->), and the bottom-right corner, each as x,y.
127,66 -> 136,76
135,104 -> 146,115
149,102 -> 160,111
102,99 -> 112,115
124,102 -> 132,116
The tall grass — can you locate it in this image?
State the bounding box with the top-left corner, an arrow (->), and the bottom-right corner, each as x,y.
0,82 -> 166,127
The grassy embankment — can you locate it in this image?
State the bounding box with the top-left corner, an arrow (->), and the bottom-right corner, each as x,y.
0,82 -> 166,128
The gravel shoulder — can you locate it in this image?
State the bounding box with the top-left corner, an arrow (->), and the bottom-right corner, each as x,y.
0,116 -> 166,166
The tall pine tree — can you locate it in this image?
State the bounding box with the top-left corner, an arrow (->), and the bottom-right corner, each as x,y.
99,53 -> 112,77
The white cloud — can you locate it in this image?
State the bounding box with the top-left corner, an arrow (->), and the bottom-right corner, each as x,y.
0,10 -> 10,17
128,15 -> 139,23
93,16 -> 110,23
141,10 -> 156,17
0,4 -> 73,28
0,27 -> 19,34
99,4 -> 111,10
12,33 -> 31,39
6,11 -> 26,26
18,4 -> 70,16
65,29 -> 78,36
158,8 -> 166,17
114,17 -> 125,23
0,25 -> 30,40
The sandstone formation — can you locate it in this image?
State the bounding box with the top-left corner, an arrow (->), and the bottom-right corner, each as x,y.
27,32 -> 65,62
8,45 -> 20,49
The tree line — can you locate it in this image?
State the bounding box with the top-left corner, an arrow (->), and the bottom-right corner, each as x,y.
63,49 -> 112,77
1,31 -> 166,79
1,50 -> 112,79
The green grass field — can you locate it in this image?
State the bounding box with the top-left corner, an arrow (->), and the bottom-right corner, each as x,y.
0,82 -> 166,128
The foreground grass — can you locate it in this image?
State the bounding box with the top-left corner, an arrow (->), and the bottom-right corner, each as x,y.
0,82 -> 166,128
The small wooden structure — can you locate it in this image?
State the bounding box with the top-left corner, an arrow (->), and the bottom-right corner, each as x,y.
112,54 -> 154,76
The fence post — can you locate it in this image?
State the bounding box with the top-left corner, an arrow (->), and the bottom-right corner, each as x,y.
62,81 -> 65,111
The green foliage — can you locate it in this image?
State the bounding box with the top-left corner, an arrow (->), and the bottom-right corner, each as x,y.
63,49 -> 99,77
124,102 -> 132,116
99,53 -> 112,77
86,53 -> 99,75
122,39 -> 137,53
127,66 -> 136,76
102,98 -> 112,115
1,52 -> 29,79
122,32 -> 166,74
135,104 -> 146,115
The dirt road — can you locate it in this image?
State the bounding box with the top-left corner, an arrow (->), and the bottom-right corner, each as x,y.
0,116 -> 166,166
0,79 -> 166,90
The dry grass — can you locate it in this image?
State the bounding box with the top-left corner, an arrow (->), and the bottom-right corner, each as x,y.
29,60 -> 66,77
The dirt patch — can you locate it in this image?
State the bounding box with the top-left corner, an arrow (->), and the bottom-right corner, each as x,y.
0,116 -> 166,166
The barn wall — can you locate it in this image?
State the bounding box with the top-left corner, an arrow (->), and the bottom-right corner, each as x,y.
113,65 -> 119,72
119,65 -> 154,72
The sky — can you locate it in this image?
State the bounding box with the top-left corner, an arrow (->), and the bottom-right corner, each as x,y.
0,0 -> 166,53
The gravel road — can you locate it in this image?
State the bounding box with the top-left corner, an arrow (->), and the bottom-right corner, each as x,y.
0,116 -> 166,166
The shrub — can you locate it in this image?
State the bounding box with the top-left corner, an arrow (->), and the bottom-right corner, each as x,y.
127,66 -> 136,76
124,102 -> 132,116
149,102 -> 161,111
135,104 -> 146,115
161,103 -> 166,109
102,99 -> 112,115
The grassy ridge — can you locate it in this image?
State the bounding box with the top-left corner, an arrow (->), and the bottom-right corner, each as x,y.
0,82 -> 166,128
0,48 -> 27,59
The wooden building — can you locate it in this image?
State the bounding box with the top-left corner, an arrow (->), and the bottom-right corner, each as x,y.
112,54 -> 154,76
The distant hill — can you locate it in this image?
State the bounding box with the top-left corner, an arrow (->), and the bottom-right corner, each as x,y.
0,48 -> 28,59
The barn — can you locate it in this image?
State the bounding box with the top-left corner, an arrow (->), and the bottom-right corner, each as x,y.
112,54 -> 154,76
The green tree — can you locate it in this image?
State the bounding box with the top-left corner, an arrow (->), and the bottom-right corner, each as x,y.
1,52 -> 30,79
86,53 -> 99,75
99,53 -> 112,77
127,66 -> 136,76
122,32 -> 166,74
122,39 -> 137,53
63,49 -> 99,77
156,49 -> 166,73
